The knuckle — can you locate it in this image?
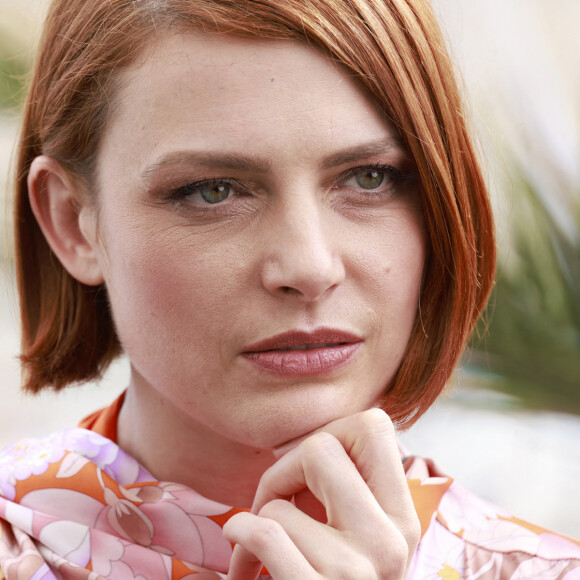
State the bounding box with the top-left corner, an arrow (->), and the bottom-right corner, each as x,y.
377,532 -> 410,577
300,431 -> 348,471
355,407 -> 395,437
342,559 -> 377,580
255,465 -> 277,491
258,498 -> 293,520
361,525 -> 412,578
301,430 -> 341,456
405,511 -> 422,551
326,549 -> 378,580
247,517 -> 285,552
391,534 -> 411,565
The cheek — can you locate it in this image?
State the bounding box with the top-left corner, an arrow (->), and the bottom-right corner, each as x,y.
97,223 -> 219,346
362,213 -> 426,298
360,213 -> 426,355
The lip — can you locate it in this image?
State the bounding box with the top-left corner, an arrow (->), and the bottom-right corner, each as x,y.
242,328 -> 363,377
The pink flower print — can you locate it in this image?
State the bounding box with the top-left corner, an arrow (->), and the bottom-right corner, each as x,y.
159,483 -> 231,517
0,525 -> 51,579
510,556 -> 573,579
150,502 -> 224,562
537,532 -> 580,560
60,429 -> 120,463
102,486 -> 154,547
22,489 -> 105,567
38,519 -> 93,568
8,438 -> 66,482
133,484 -> 169,504
91,532 -> 170,580
21,448 -> 63,478
61,429 -> 150,485
0,461 -> 16,500
128,483 -> 233,569
438,482 -> 510,535
463,518 -> 541,554
21,489 -> 162,578
93,481 -> 232,570
104,559 -> 150,580
89,532 -> 127,577
0,438 -> 66,501
408,518 -> 465,579
22,488 -> 105,529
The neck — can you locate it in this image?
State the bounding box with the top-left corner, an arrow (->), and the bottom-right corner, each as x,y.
117,377 -> 276,508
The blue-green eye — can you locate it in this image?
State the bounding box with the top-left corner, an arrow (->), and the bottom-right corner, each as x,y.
355,169 -> 385,189
199,183 -> 232,203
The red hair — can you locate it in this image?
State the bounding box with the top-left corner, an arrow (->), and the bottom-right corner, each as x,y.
14,0 -> 495,427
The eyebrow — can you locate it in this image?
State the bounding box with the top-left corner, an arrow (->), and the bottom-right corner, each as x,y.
319,137 -> 407,169
142,136 -> 407,180
142,151 -> 272,180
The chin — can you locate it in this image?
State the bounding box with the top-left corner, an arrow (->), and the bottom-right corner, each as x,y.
234,399 -> 356,450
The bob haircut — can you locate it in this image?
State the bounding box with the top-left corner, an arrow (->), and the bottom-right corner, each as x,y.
14,0 -> 495,428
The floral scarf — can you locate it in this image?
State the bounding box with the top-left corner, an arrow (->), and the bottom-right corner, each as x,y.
0,396 -> 452,579
2,397 -> 577,579
0,427 -> 247,578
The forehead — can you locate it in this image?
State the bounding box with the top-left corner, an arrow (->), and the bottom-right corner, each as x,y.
99,31 -> 400,178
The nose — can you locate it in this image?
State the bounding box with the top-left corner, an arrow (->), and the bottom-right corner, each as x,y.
260,196 -> 345,302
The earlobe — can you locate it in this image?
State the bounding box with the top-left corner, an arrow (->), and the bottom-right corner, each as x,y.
28,155 -> 105,286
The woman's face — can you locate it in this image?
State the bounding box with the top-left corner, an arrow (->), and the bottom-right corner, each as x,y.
90,32 -> 426,448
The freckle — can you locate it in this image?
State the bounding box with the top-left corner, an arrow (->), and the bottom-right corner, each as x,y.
270,78 -> 275,82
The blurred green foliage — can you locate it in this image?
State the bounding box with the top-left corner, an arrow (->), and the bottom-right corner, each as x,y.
0,28 -> 30,110
470,154 -> 580,414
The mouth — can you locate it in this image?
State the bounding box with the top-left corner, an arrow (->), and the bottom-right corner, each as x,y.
272,342 -> 344,352
243,328 -> 362,353
242,329 -> 362,376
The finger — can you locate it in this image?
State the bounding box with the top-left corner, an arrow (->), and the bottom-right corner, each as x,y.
276,408 -> 415,528
225,542 -> 262,580
244,415 -> 419,577
315,409 -> 421,561
257,497 -> 360,574
252,497 -> 405,579
223,511 -> 318,580
254,431 -> 385,531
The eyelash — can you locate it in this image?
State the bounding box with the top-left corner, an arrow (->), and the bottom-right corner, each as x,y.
166,163 -> 414,208
168,178 -> 248,206
335,163 -> 413,195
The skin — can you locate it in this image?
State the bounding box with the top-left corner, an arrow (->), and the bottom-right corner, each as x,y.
29,32 -> 424,578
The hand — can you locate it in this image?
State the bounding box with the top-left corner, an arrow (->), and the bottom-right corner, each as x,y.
223,408 -> 421,579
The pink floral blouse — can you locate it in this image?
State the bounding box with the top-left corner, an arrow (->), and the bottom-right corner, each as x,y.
0,401 -> 578,578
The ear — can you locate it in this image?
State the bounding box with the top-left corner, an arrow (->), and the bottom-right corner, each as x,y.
28,155 -> 105,286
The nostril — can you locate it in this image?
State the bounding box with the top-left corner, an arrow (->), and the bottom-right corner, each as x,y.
260,243 -> 345,301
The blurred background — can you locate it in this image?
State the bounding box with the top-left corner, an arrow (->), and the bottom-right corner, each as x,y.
1,0 -> 579,537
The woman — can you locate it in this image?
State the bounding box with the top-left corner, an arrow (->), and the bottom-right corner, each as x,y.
1,0 -> 578,578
